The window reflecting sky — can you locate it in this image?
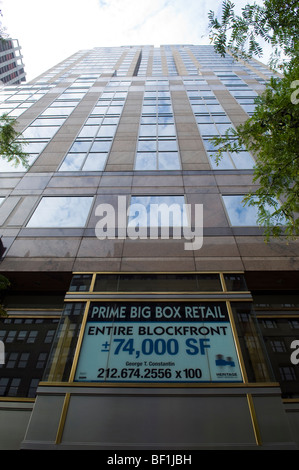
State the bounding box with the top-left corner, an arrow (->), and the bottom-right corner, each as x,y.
223,195 -> 259,226
27,196 -> 93,227
128,196 -> 187,227
223,195 -> 286,227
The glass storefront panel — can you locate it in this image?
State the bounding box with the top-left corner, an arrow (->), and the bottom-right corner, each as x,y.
257,317 -> 299,398
93,273 -> 223,292
230,302 -> 274,383
42,274 -> 280,387
69,274 -> 93,292
252,293 -> 299,398
224,273 -> 248,292
43,302 -> 86,382
0,318 -> 59,397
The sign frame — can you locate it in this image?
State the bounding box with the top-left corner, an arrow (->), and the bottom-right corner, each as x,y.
69,299 -> 246,385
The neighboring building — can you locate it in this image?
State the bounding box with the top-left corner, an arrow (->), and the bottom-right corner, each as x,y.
0,38 -> 26,85
0,45 -> 298,450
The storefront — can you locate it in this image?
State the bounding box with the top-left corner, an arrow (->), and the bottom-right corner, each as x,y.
11,272 -> 294,449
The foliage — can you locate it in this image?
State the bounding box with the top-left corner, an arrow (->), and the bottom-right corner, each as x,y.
210,56 -> 299,240
0,114 -> 29,169
208,0 -> 299,69
0,9 -> 8,41
208,0 -> 299,240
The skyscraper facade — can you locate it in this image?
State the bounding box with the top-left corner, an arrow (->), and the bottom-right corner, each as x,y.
0,45 -> 298,450
0,38 -> 25,85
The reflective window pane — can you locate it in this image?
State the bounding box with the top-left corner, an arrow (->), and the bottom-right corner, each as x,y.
158,152 -> 180,170
27,196 -> 93,227
223,195 -> 259,226
128,195 -> 187,227
33,118 -> 65,126
137,140 -> 157,152
135,153 -> 156,170
59,153 -> 86,171
223,195 -> 286,226
230,152 -> 255,169
139,125 -> 157,137
158,124 -> 176,136
97,125 -> 117,137
41,107 -> 75,116
22,126 -> 59,139
158,140 -> 177,152
198,124 -> 219,136
90,140 -> 112,152
77,126 -> 99,138
69,141 -> 91,153
82,153 -> 107,171
209,153 -> 235,169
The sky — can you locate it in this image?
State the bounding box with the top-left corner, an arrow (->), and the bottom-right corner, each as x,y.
0,0 -> 267,82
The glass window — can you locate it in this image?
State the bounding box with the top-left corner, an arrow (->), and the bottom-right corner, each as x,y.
231,302 -> 274,383
18,353 -> 30,368
77,126 -> 99,138
223,195 -> 286,227
26,196 -> 93,228
36,353 -> 48,369
43,302 -> 87,382
128,195 -> 188,227
90,140 -> 112,152
135,153 -> 156,170
33,118 -> 65,126
198,124 -> 219,136
137,140 -> 156,152
41,106 -> 75,116
158,152 -> 180,170
8,378 -> 21,396
97,125 -> 117,137
58,89 -> 126,172
222,195 -> 260,226
69,274 -> 93,292
230,152 -> 255,169
0,378 -> 9,395
59,153 -> 86,171
257,315 -> 299,397
224,273 -> 248,291
208,150 -> 255,170
0,318 -> 60,397
158,139 -> 178,152
82,153 -> 108,171
187,87 -> 255,169
139,125 -> 157,137
22,126 -> 60,139
93,273 -> 223,292
69,141 -> 92,153
135,89 -> 180,171
6,353 -> 18,368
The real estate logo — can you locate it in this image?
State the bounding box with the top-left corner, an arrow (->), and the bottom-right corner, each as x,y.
215,354 -> 236,367
95,195 -> 203,250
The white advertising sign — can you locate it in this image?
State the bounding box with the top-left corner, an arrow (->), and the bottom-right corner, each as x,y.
74,302 -> 243,383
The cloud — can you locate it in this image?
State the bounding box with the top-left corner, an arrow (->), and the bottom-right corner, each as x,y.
0,0 -> 226,79
94,0 -> 212,46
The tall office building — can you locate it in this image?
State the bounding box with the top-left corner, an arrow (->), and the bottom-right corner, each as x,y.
0,38 -> 26,85
0,45 -> 298,450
